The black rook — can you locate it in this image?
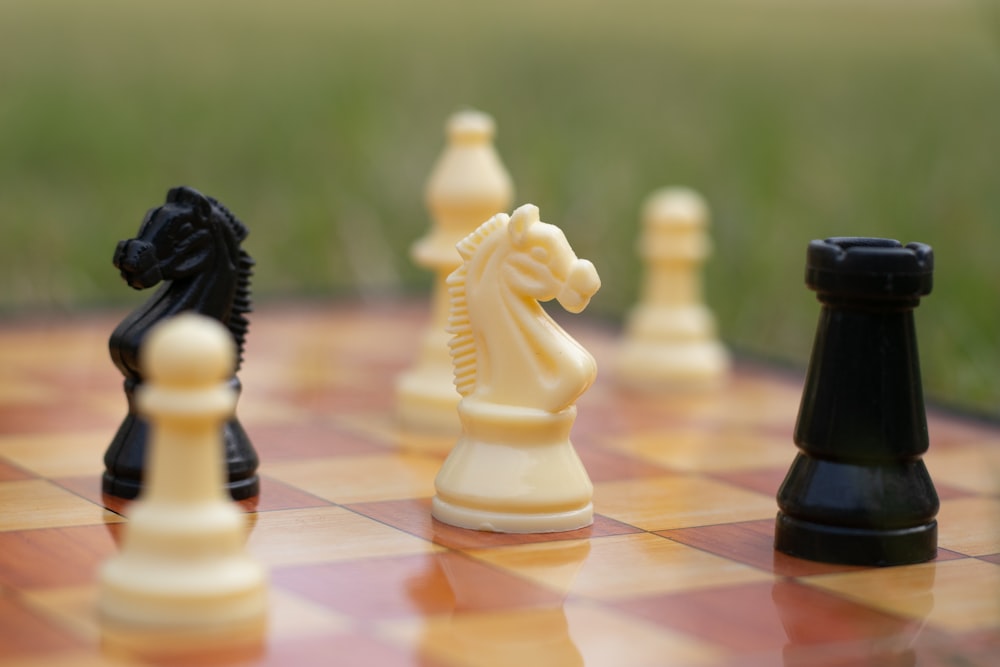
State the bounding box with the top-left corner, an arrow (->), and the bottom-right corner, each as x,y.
775,237 -> 939,566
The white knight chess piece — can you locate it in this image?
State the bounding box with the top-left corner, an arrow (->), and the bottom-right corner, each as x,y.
432,204 -> 600,533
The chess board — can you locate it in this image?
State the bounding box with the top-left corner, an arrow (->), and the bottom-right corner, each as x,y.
1,301 -> 998,666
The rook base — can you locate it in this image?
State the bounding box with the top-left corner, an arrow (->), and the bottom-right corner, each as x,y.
775,513 -> 937,566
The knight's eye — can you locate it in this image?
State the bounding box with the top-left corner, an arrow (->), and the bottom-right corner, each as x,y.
176,222 -> 195,238
531,247 -> 549,263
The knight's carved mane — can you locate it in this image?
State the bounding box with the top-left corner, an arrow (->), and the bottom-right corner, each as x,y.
205,195 -> 254,371
447,213 -> 506,396
156,187 -> 254,371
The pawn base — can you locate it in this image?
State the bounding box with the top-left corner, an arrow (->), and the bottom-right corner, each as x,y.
99,560 -> 267,631
396,365 -> 461,436
101,608 -> 266,662
615,340 -> 729,390
774,513 -> 938,566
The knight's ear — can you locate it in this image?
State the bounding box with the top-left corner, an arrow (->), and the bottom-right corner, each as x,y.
509,204 -> 539,246
166,186 -> 211,219
166,186 -> 196,203
192,192 -> 212,219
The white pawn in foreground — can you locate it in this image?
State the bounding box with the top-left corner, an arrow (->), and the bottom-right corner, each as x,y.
615,188 -> 729,390
396,110 -> 514,435
432,204 -> 600,533
99,314 -> 266,647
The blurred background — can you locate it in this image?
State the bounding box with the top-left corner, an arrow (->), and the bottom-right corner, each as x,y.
1,0 -> 998,412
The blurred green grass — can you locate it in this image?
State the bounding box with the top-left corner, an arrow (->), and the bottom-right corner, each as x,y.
1,0 -> 999,413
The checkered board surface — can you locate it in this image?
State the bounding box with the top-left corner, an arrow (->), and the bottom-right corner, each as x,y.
0,301 -> 998,666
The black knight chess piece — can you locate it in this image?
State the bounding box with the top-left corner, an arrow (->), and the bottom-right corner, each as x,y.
775,237 -> 939,566
105,186 -> 259,500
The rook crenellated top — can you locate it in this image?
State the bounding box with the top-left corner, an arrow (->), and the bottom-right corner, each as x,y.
806,237 -> 933,301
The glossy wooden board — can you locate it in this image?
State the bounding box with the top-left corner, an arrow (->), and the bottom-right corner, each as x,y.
0,302 -> 997,666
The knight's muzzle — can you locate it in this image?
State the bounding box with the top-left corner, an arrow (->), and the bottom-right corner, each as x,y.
114,239 -> 161,289
558,259 -> 601,313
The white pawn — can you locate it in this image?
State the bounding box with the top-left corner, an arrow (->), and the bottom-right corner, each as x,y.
396,110 -> 514,435
99,314 -> 266,643
615,188 -> 729,389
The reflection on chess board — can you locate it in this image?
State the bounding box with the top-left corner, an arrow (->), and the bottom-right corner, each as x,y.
0,302 -> 998,666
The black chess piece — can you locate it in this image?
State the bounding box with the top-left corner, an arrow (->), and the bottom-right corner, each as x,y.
775,237 -> 939,566
105,186 -> 259,500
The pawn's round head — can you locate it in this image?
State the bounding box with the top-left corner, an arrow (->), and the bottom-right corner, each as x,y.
141,313 -> 235,388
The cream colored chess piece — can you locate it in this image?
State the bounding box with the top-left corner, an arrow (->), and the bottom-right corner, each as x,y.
616,188 -> 729,389
397,110 -> 514,435
432,204 -> 600,533
99,314 -> 266,644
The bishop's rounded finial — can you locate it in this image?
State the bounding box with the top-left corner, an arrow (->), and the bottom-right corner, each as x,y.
446,109 -> 496,143
642,187 -> 708,230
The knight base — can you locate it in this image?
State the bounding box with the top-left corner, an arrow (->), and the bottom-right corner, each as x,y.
101,468 -> 260,502
432,400 -> 594,534
102,419 -> 260,501
431,497 -> 593,533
